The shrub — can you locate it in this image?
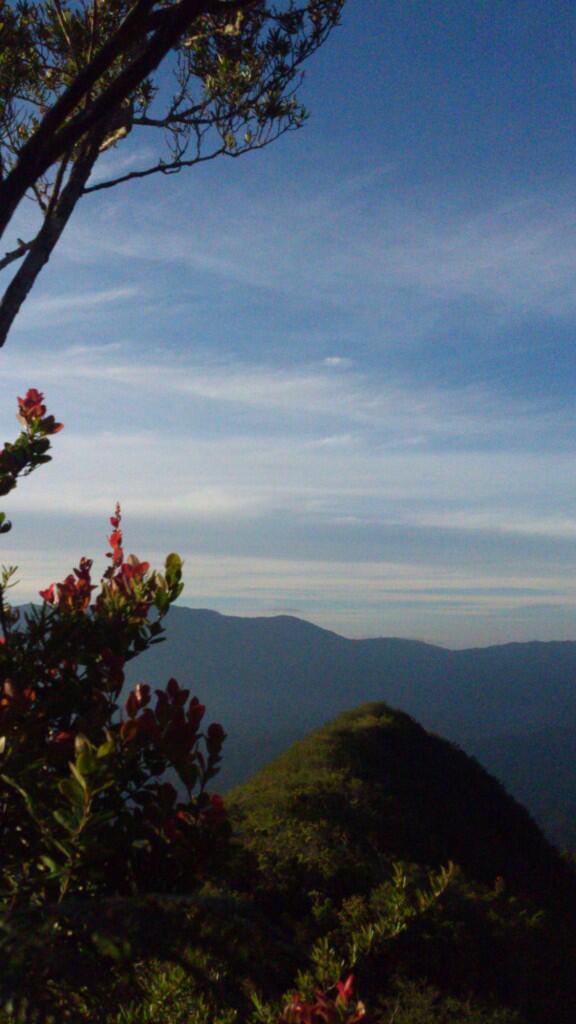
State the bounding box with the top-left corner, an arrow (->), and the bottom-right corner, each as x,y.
0,391 -> 229,1018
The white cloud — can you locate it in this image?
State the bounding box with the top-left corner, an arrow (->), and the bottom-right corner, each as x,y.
87,146 -> 157,186
16,287 -> 139,327
59,177 -> 576,334
323,356 -> 352,366
0,342 -> 565,450
2,169 -> 576,646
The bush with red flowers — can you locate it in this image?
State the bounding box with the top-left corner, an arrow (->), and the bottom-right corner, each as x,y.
0,391 -> 369,1024
0,391 -> 228,913
277,975 -> 366,1023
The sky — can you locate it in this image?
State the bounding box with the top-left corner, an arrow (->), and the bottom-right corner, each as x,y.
1,0 -> 576,648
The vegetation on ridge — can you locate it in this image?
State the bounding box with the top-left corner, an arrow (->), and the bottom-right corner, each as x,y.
228,704 -> 576,1024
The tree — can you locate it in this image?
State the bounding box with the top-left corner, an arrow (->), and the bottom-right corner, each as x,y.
0,0 -> 343,348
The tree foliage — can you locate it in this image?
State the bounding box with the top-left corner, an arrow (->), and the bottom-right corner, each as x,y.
0,0 -> 343,347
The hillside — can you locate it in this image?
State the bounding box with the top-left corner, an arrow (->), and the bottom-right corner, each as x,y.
227,703 -> 576,1023
228,702 -> 575,910
126,607 -> 576,842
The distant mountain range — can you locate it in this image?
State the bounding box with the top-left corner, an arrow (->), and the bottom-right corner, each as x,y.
125,607 -> 576,846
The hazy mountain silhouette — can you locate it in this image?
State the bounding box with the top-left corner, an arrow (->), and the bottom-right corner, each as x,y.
125,607 -> 576,842
473,726 -> 576,848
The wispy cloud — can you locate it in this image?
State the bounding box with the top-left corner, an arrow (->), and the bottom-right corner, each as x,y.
59,177 -> 576,338
2,173 -> 576,647
87,146 -> 157,186
16,287 -> 139,327
0,343 -> 569,452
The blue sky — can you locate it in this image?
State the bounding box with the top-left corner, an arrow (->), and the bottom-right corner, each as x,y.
1,0 -> 576,647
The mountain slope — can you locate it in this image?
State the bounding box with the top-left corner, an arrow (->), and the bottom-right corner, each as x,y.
227,703 -> 576,1024
228,702 -> 575,910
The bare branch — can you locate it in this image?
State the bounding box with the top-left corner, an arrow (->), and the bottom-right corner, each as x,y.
0,241 -> 32,274
83,121 -> 296,194
50,0 -> 74,52
0,119 -> 112,347
133,106 -> 208,127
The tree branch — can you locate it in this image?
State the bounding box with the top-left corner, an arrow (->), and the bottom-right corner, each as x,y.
0,0 -> 157,239
0,242 -> 32,274
0,0 -> 258,242
0,120 -> 112,347
83,121 -> 295,193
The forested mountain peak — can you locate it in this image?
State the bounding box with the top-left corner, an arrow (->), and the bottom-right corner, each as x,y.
229,702 -> 576,913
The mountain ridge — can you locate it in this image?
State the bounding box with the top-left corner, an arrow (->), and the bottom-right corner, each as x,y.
122,606 -> 576,846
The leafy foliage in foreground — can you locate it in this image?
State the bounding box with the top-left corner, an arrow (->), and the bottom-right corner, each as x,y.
0,392 -> 229,1020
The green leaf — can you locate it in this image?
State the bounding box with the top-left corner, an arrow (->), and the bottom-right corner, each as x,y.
91,931 -> 132,961
47,835 -> 74,859
0,773 -> 39,820
164,552 -> 182,585
52,809 -> 76,833
97,738 -> 115,759
58,776 -> 85,808
39,855 -> 60,875
154,589 -> 170,613
68,761 -> 88,792
76,746 -> 97,777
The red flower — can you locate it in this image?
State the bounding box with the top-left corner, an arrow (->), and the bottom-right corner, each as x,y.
166,677 -> 190,705
204,793 -> 226,825
106,504 -> 123,565
187,696 -> 206,731
74,557 -> 93,581
15,389 -> 64,433
135,708 -> 159,740
120,719 -> 141,742
206,722 -> 226,756
107,528 -> 123,566
17,388 -> 45,422
336,976 -> 355,1005
125,683 -> 151,718
125,691 -> 139,719
39,558 -> 94,612
135,683 -> 151,707
122,555 -> 150,579
163,717 -> 198,754
39,414 -> 63,435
